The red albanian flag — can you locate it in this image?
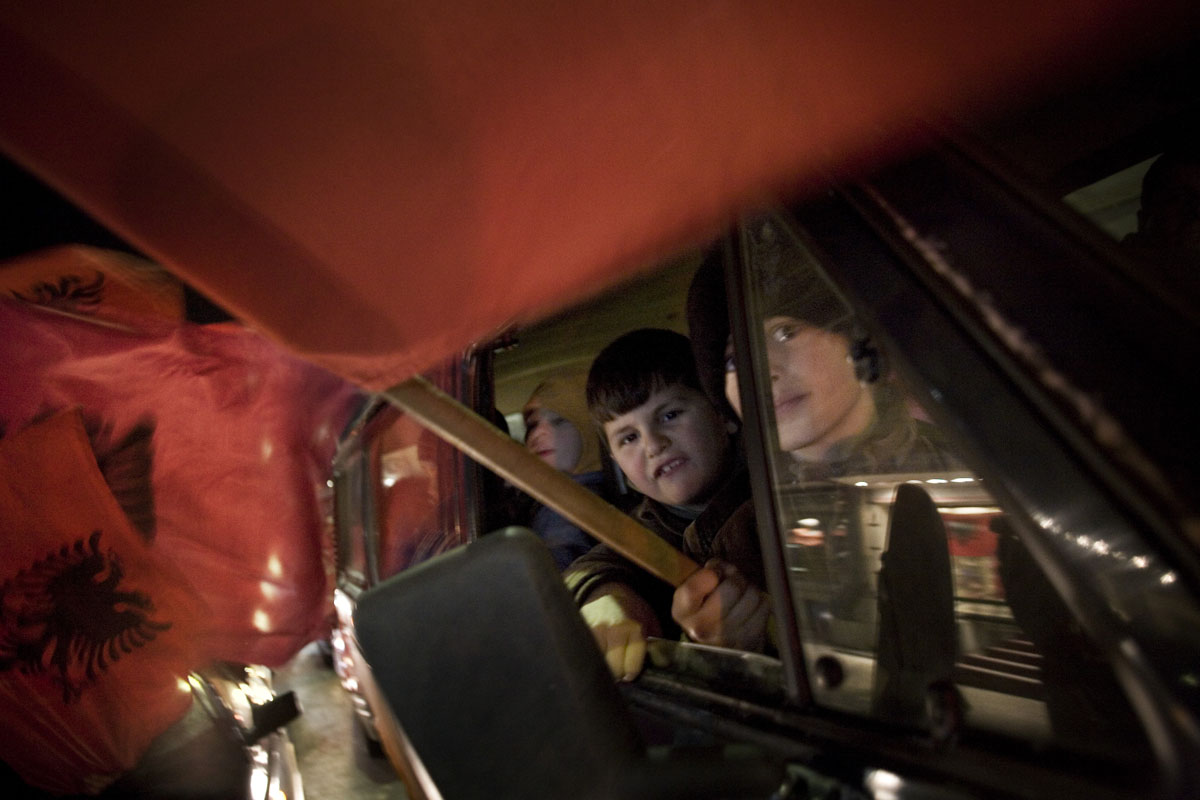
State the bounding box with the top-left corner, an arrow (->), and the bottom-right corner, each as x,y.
0,410 -> 203,795
0,250 -> 361,667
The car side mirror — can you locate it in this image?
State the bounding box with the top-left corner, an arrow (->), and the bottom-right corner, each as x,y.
354,527 -> 782,799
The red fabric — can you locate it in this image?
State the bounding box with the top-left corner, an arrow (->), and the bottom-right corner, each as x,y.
0,266 -> 359,666
0,410 -> 201,795
1,1 -> 1188,390
372,410 -> 460,579
945,515 -> 1000,558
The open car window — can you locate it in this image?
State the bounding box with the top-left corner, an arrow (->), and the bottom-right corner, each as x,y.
335,363 -> 470,588
735,215 -> 1157,762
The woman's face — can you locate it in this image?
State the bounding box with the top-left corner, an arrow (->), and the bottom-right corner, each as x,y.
524,408 -> 583,472
725,316 -> 875,461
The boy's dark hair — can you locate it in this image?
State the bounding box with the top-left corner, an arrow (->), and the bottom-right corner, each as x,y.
587,328 -> 703,426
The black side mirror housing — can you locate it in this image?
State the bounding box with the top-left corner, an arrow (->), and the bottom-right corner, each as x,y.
354,527 -> 782,799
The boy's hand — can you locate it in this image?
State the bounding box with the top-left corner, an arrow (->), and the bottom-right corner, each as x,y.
579,583 -> 662,682
671,559 -> 770,651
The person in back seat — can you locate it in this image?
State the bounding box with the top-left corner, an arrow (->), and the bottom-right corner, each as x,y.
565,328 -> 770,682
520,371 -> 607,569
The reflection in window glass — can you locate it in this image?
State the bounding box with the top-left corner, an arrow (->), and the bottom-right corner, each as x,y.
739,217 -> 1148,762
334,440 -> 369,582
369,371 -> 467,580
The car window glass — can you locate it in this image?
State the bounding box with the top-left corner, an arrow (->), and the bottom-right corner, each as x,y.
369,367 -> 467,580
737,217 -> 1151,763
333,425 -> 370,583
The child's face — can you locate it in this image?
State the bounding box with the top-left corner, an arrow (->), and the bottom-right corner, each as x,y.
524,409 -> 583,472
602,384 -> 730,508
725,315 -> 873,461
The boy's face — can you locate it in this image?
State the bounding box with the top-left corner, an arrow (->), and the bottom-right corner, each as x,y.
602,384 -> 731,508
725,315 -> 873,461
524,408 -> 583,472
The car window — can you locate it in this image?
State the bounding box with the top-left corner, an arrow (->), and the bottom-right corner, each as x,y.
333,406 -> 372,586
360,364 -> 470,582
489,254 -> 700,507
733,216 -> 1154,762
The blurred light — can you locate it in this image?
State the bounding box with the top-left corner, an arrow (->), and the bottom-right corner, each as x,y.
1076,535 -> 1092,548
254,609 -> 273,632
865,768 -> 902,800
855,481 -> 869,487
249,765 -> 268,800
1033,513 -> 1056,531
951,477 -> 975,483
260,581 -> 280,601
1133,555 -> 1149,568
1091,540 -> 1110,555
938,506 -> 1001,515
798,518 -> 821,527
1161,572 -> 1177,585
267,553 -> 283,579
789,528 -> 825,546
334,589 -> 356,622
925,478 -> 948,484
176,677 -> 192,694
382,475 -> 397,487
260,437 -> 274,462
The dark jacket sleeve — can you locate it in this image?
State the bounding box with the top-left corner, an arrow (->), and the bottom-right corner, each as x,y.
685,498 -> 765,592
680,468 -> 765,590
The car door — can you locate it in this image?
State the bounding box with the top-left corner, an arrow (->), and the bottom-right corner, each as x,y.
620,52 -> 1200,797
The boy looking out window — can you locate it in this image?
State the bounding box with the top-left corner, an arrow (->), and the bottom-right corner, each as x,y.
564,328 -> 770,681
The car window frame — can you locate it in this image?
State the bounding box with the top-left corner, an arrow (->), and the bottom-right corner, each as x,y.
713,145 -> 1200,793
333,399 -> 385,591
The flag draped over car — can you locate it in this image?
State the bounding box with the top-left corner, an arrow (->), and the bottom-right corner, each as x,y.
0,0 -> 1185,391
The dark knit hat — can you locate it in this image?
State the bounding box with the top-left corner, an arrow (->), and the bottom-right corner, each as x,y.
685,219 -> 856,418
746,217 -> 851,331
